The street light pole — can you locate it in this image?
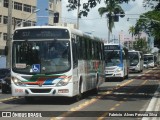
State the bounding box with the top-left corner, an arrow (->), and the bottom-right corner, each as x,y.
77,0 -> 80,29
6,0 -> 12,68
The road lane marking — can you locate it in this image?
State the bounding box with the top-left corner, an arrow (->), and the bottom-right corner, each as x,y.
50,79 -> 135,120
0,97 -> 19,103
97,80 -> 148,120
115,104 -> 120,107
110,108 -> 115,111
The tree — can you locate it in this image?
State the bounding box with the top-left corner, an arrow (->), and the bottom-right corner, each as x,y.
134,10 -> 160,48
128,26 -> 135,39
142,0 -> 160,10
98,0 -> 125,42
67,0 -> 135,17
133,38 -> 150,53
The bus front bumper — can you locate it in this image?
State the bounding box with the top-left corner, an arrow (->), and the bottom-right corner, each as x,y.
11,83 -> 74,97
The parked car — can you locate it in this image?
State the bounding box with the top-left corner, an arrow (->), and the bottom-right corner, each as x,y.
0,68 -> 11,93
1,73 -> 11,93
0,68 -> 10,85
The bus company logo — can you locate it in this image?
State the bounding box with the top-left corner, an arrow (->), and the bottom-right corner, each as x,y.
2,112 -> 12,117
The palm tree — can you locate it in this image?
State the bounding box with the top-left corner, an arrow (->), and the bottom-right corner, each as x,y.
98,0 -> 124,43
128,26 -> 135,49
128,26 -> 135,38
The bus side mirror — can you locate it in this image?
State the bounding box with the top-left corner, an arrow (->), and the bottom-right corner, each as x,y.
4,46 -> 8,56
139,56 -> 141,59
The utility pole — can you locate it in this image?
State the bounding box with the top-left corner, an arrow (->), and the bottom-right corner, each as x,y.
6,0 -> 12,68
53,0 -> 56,26
77,0 -> 80,29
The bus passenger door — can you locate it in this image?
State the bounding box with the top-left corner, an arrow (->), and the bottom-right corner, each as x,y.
72,35 -> 79,94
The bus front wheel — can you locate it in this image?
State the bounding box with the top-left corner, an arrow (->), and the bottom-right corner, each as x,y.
74,80 -> 83,101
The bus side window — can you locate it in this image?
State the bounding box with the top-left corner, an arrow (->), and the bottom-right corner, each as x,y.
72,37 -> 78,68
77,36 -> 81,60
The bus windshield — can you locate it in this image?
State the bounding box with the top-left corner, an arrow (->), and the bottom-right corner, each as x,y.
129,52 -> 139,66
144,55 -> 154,63
12,40 -> 71,74
105,50 -> 121,67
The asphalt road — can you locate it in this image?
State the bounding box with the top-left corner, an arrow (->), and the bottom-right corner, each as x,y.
0,68 -> 159,120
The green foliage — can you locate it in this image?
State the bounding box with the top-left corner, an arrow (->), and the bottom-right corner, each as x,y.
133,38 -> 150,53
135,10 -> 160,39
98,0 -> 124,33
67,0 -> 135,17
143,0 -> 160,10
128,26 -> 135,37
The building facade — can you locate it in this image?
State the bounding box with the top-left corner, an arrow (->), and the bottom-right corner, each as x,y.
48,0 -> 62,25
0,0 -> 37,54
0,0 -> 62,55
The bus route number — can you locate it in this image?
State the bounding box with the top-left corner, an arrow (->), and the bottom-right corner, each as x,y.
15,89 -> 23,93
22,32 -> 30,37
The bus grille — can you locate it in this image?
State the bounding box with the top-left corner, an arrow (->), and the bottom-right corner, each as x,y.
30,89 -> 51,93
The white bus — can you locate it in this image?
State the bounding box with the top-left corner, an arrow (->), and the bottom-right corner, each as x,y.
144,54 -> 155,68
128,50 -> 143,73
10,26 -> 105,102
104,43 -> 129,81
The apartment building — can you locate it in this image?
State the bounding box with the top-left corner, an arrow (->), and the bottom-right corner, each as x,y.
48,0 -> 62,25
0,0 -> 37,54
0,0 -> 62,54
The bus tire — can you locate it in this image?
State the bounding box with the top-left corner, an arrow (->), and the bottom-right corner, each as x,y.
92,74 -> 99,94
92,88 -> 98,95
74,79 -> 83,102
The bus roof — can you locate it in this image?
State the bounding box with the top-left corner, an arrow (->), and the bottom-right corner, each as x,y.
14,26 -> 103,42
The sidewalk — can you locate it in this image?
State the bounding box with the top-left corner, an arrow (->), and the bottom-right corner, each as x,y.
142,67 -> 160,120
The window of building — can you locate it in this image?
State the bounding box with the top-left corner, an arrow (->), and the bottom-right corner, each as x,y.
32,21 -> 36,26
3,0 -> 8,8
3,16 -> 8,24
14,2 -> 22,10
32,6 -> 36,13
3,33 -> 7,40
15,18 -> 22,26
23,21 -> 31,27
49,2 -> 52,9
23,4 -> 31,13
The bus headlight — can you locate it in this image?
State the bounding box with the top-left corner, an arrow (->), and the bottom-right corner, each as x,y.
12,77 -> 26,86
56,77 -> 72,86
116,68 -> 122,73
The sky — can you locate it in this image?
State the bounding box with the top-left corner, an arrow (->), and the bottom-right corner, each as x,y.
37,0 -> 49,25
61,0 -> 151,41
36,0 -> 152,41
